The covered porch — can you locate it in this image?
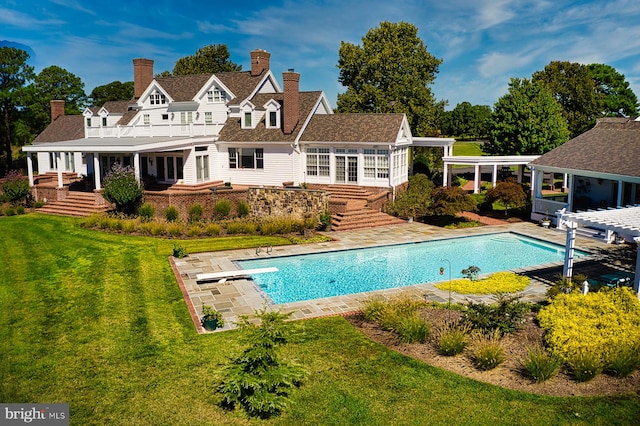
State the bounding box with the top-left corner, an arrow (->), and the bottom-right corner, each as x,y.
442,155 -> 540,193
559,206 -> 640,296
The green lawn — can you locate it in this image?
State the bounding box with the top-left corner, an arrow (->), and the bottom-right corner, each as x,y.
1,215 -> 639,425
453,141 -> 483,156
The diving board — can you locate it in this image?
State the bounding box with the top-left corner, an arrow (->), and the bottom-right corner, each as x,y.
196,267 -> 278,283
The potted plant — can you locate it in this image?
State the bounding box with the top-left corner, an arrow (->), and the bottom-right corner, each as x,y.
540,210 -> 551,228
201,305 -> 224,331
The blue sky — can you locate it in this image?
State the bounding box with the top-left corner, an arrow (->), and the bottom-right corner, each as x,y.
2,0 -> 640,110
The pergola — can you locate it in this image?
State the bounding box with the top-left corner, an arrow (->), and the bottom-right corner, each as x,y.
559,206 -> 640,296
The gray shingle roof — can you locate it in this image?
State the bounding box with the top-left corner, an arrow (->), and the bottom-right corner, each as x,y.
529,118 -> 640,178
32,115 -> 84,144
101,100 -> 131,114
218,91 -> 322,142
301,113 -> 405,143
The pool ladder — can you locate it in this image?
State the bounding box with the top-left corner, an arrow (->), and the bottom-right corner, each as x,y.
256,246 -> 273,255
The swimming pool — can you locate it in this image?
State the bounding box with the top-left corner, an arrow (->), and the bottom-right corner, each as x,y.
237,232 -> 588,304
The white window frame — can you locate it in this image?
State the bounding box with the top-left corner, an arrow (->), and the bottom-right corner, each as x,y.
204,111 -> 213,124
228,148 -> 264,169
306,147 -> 330,177
207,89 -> 226,103
150,90 -> 166,105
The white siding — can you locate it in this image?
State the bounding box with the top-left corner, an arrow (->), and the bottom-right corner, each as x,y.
216,144 -> 295,186
182,148 -> 196,185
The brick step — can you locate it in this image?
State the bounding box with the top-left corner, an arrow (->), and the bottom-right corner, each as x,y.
331,208 -> 405,232
37,191 -> 111,217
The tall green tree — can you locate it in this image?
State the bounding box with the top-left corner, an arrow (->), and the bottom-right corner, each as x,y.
532,61 -> 602,137
336,21 -> 445,136
21,66 -> 87,139
484,78 -> 570,155
171,44 -> 241,75
89,81 -> 134,106
441,102 -> 492,139
0,47 -> 34,173
587,63 -> 639,117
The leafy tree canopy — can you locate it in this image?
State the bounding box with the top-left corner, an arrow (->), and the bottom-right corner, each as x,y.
428,186 -> 477,216
441,102 -> 492,139
386,173 -> 435,220
89,81 -> 134,106
171,44 -> 241,75
336,21 -> 445,136
532,61 -> 602,137
0,47 -> 34,172
484,78 -> 570,155
587,63 -> 639,117
485,179 -> 528,216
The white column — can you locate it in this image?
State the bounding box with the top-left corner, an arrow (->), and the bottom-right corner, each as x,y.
133,152 -> 141,183
56,153 -> 63,188
442,161 -> 449,187
473,164 -> 481,194
563,173 -> 568,192
530,169 -> 536,195
27,154 -> 34,186
93,153 -> 101,190
563,221 -> 578,282
617,180 -> 624,207
633,237 -> 640,297
492,163 -> 498,188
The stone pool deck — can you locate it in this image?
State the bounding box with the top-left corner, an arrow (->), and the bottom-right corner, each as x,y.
169,221 -> 629,333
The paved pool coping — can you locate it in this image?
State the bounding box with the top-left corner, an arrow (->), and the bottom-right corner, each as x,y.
170,221 -> 619,333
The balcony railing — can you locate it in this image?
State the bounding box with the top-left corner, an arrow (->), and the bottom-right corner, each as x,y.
85,123 -> 224,138
533,198 -> 568,217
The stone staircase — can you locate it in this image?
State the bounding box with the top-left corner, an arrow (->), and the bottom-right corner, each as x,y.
37,191 -> 111,217
326,185 -> 406,232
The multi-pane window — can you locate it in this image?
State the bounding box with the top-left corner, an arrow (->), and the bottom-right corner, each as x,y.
150,91 -> 166,105
207,89 -> 226,103
228,148 -> 263,169
204,111 -> 213,124
306,148 -> 330,176
180,112 -> 193,124
269,111 -> 277,127
195,147 -> 209,182
364,149 -> 389,179
143,114 -> 150,125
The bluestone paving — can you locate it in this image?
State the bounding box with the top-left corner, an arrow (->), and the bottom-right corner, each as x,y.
170,221 -> 629,332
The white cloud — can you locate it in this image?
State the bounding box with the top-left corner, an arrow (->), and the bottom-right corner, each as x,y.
48,0 -> 95,15
0,7 -> 63,28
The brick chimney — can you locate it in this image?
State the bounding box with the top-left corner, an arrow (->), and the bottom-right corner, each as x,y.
250,49 -> 271,77
283,69 -> 300,134
133,58 -> 154,99
50,99 -> 65,122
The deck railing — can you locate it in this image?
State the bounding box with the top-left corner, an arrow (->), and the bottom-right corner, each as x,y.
85,123 -> 223,138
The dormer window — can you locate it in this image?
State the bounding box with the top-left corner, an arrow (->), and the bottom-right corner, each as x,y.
263,100 -> 281,129
150,90 -> 166,105
207,89 -> 226,103
244,112 -> 252,127
86,118 -> 92,127
102,117 -> 107,126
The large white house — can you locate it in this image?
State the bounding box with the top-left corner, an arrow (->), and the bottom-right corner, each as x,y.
22,50 -> 412,193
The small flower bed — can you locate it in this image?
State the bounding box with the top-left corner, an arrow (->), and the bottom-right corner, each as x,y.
435,271 -> 529,294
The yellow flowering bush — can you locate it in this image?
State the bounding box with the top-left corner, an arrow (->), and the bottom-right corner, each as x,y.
538,287 -> 640,364
435,272 -> 529,294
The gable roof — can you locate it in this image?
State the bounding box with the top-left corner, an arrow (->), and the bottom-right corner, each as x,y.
301,113 -> 406,143
32,115 -> 84,144
155,74 -> 212,102
101,100 -> 131,114
529,118 -> 640,178
218,91 -> 323,143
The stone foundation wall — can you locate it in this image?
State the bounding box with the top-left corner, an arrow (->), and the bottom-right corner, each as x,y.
143,188 -> 248,220
247,187 -> 328,219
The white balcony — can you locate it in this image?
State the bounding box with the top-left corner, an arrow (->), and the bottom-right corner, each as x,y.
85,123 -> 224,139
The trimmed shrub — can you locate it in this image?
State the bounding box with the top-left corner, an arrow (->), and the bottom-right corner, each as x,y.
537,287 -> 640,365
188,203 -> 203,222
4,207 -> 16,216
463,294 -> 529,336
237,200 -> 250,217
214,199 -> 231,218
205,223 -> 222,236
101,164 -> 143,214
138,202 -> 155,222
15,206 -> 25,215
361,297 -> 430,343
164,205 -> 179,222
1,170 -> 30,205
521,345 -> 561,383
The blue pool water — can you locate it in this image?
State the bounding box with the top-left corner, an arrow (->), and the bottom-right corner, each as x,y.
237,232 -> 588,304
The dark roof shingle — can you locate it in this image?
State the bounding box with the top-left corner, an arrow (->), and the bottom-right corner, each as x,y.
301,113 -> 405,143
32,115 -> 84,144
530,118 -> 640,178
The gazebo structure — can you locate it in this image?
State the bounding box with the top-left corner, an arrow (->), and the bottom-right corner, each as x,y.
558,206 -> 640,296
